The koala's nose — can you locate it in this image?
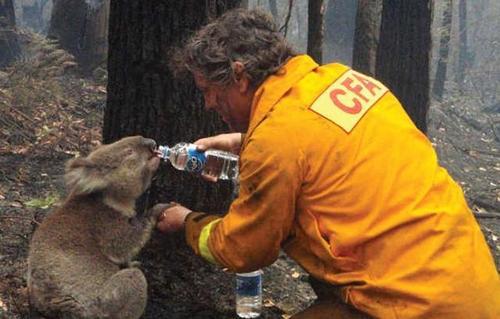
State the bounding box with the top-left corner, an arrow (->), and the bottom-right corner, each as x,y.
143,138 -> 157,151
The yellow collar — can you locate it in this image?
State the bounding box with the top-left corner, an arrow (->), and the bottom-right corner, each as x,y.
244,55 -> 318,146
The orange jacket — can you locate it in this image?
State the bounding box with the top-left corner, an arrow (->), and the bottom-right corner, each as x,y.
185,55 -> 500,318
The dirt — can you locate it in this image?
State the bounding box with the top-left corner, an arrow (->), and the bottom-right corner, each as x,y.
0,35 -> 498,319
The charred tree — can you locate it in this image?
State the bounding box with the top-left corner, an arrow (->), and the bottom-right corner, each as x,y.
0,0 -> 21,67
456,0 -> 467,86
307,0 -> 325,63
48,0 -> 87,57
352,0 -> 382,75
323,0 -> 357,65
48,0 -> 109,72
432,0 -> 452,100
104,1 -> 242,317
376,0 -> 431,133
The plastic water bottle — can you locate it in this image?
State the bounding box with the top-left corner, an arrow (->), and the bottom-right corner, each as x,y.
236,270 -> 263,318
157,142 -> 238,180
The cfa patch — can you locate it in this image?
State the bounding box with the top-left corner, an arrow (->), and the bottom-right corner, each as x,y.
309,69 -> 388,133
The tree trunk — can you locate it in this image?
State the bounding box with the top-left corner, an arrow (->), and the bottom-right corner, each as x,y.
48,0 -> 88,57
0,0 -> 21,67
48,0 -> 109,72
456,0 -> 467,86
104,1 -> 243,317
80,0 -> 109,70
352,0 -> 382,75
323,0 -> 357,65
432,0 -> 452,100
376,0 -> 431,133
307,0 -> 325,63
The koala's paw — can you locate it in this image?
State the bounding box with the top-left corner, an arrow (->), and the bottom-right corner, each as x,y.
150,203 -> 175,220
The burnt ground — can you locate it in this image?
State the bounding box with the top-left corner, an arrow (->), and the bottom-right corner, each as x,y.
0,35 -> 498,319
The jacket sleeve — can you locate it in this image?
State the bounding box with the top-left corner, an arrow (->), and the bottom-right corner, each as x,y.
185,131 -> 303,272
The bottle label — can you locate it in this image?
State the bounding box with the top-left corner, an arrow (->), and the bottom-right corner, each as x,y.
186,145 -> 207,173
236,274 -> 262,297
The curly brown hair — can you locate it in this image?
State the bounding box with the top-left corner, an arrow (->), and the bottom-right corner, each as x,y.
171,8 -> 296,88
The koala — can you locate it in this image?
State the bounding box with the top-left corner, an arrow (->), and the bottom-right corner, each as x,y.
28,136 -> 170,319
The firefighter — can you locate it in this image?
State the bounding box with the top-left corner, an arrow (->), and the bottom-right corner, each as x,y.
156,8 -> 500,318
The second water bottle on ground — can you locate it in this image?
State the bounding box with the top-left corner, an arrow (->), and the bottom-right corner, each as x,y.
236,270 -> 263,318
158,142 -> 239,180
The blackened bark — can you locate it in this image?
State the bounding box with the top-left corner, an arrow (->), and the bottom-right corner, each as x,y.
432,0 -> 452,100
352,0 -> 382,75
376,0 -> 431,133
48,0 -> 109,72
0,0 -> 21,67
48,0 -> 88,57
307,0 -> 325,63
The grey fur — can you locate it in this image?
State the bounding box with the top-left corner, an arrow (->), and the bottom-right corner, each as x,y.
28,136 -> 169,319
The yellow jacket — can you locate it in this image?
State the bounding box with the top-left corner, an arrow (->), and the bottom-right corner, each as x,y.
185,55 -> 500,318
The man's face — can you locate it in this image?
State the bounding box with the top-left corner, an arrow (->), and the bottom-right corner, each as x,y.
193,71 -> 253,133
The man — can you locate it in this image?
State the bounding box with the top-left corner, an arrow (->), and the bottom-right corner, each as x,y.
157,8 -> 500,318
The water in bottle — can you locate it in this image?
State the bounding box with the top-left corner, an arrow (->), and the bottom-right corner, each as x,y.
236,270 -> 263,318
157,142 -> 239,180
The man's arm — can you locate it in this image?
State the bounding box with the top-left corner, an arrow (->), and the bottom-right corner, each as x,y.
188,132 -> 303,272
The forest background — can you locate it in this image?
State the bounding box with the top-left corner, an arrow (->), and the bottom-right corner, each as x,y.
0,0 -> 499,318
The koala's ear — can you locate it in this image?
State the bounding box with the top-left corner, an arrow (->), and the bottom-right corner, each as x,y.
65,157 -> 109,196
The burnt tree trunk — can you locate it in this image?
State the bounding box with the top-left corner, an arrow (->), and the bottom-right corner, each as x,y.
352,0 -> 382,75
376,0 -> 431,133
48,0 -> 88,58
104,1 -> 249,317
0,0 -> 21,67
48,0 -> 109,72
432,0 -> 452,100
323,0 -> 357,64
307,0 -> 325,63
456,0 -> 467,86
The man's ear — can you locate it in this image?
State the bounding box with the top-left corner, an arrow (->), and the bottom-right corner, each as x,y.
232,61 -> 249,93
65,157 -> 109,196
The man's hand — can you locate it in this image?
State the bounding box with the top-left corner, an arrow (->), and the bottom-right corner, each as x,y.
194,133 -> 243,182
155,203 -> 192,233
194,133 -> 243,154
